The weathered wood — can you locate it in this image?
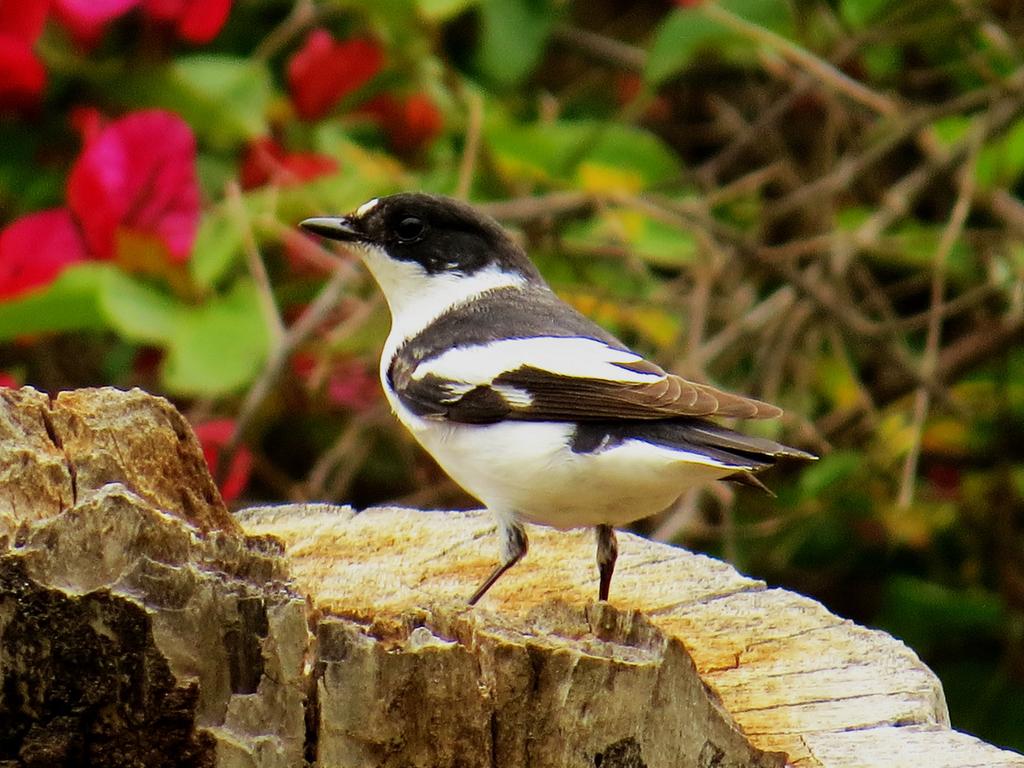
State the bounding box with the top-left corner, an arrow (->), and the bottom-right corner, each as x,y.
240,503 -> 1017,768
1,386 -> 1022,768
0,387 -> 307,768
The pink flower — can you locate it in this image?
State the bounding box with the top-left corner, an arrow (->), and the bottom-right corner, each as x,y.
193,419 -> 252,503
326,359 -> 379,412
0,209 -> 88,299
67,109 -> 200,263
239,137 -> 338,190
52,0 -> 138,47
142,0 -> 231,44
287,30 -> 384,121
0,0 -> 51,110
0,109 -> 201,300
52,0 -> 231,46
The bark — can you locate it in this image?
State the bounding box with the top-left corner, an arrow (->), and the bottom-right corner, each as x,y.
1,387 -> 1021,768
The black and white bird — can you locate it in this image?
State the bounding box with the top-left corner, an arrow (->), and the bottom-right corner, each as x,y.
301,193 -> 814,604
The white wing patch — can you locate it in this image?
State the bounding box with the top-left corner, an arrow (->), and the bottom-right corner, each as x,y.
437,381 -> 535,407
492,384 -> 534,406
412,337 -> 665,387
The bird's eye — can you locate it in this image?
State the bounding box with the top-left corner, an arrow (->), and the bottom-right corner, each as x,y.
394,216 -> 426,242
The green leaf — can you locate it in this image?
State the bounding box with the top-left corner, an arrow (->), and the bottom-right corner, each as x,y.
797,450 -> 862,499
190,209 -> 244,291
718,0 -> 792,30
646,8 -> 729,86
975,118 -> 1024,191
98,269 -> 181,343
578,124 -> 683,188
487,119 -> 681,188
162,280 -> 270,396
841,0 -> 895,28
417,0 -> 479,20
645,1 -> 793,86
875,576 -> 1005,656
861,43 -> 901,80
111,55 -> 271,149
930,115 -> 971,149
0,264 -> 109,338
562,210 -> 696,268
475,0 -> 558,87
0,263 -> 268,395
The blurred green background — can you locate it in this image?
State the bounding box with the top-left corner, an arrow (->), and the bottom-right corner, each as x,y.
1,0 -> 1023,751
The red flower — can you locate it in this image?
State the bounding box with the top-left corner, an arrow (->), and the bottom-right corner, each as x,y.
287,30 -> 384,121
53,0 -> 138,46
0,209 -> 88,299
363,93 -> 443,153
0,372 -> 17,388
0,36 -> 45,110
193,419 -> 252,503
0,0 -> 51,42
239,137 -> 338,190
0,0 -> 51,110
67,109 -> 200,263
68,104 -> 105,143
142,0 -> 231,44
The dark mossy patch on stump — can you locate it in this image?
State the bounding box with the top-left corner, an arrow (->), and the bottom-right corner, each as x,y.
0,557 -> 215,768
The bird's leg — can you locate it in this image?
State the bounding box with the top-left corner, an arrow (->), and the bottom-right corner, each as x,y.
468,518 -> 528,605
596,524 -> 618,602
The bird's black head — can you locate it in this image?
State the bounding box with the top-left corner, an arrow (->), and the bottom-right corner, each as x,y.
301,193 -> 543,283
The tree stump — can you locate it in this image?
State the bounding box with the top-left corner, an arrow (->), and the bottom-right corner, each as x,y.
1,386 -> 1021,768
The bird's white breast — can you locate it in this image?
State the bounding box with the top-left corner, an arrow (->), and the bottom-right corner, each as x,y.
369,255 -> 733,529
381,367 -> 731,529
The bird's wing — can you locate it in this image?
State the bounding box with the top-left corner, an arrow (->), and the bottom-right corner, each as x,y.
389,336 -> 781,424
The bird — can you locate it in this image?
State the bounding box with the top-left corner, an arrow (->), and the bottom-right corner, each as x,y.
300,193 -> 815,605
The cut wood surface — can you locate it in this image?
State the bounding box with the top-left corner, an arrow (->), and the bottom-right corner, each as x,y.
241,503 -> 1021,768
1,387 -> 1022,768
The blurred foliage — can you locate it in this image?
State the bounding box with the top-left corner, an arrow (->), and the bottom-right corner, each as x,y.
2,0 -> 1024,752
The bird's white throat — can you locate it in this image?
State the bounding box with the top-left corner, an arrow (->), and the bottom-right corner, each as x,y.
354,241 -> 529,341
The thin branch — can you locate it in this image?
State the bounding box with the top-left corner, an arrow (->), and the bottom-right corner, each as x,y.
455,89 -> 484,200
253,0 -> 318,61
217,254 -> 360,485
550,24 -> 647,72
897,130 -> 983,508
477,191 -> 596,223
703,3 -> 898,116
225,181 -> 285,346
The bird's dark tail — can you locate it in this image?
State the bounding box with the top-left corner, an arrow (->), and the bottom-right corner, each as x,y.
569,418 -> 816,497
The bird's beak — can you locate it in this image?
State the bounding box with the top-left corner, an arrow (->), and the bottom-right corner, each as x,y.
299,216 -> 363,242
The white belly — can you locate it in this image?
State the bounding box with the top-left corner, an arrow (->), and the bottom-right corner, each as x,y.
385,387 -> 728,528
378,330 -> 733,529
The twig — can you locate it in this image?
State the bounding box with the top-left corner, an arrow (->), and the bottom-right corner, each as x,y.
766,74 -> 1024,221
217,255 -> 360,485
690,285 -> 796,368
303,408 -> 386,500
253,0 -> 319,61
550,23 -> 647,72
225,181 -> 285,346
651,487 -> 705,543
897,127 -> 983,509
703,3 -> 898,116
455,90 -> 484,200
477,191 -> 596,223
